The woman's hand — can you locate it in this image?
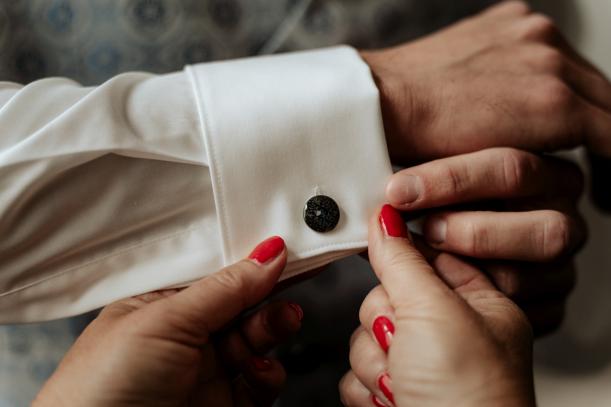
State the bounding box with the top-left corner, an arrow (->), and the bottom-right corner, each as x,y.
340,205 -> 535,407
386,148 -> 586,335
34,236 -> 303,407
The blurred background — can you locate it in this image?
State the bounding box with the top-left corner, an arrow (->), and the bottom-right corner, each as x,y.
528,1 -> 611,405
0,1 -> 610,406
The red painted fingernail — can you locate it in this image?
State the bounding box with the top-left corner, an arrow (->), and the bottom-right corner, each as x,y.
288,302 -> 304,322
372,316 -> 395,353
378,373 -> 394,405
379,204 -> 408,238
371,394 -> 387,407
248,236 -> 285,264
249,356 -> 272,371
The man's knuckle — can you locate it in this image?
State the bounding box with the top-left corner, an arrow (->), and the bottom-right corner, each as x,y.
537,47 -> 565,74
534,77 -> 575,113
540,212 -> 572,259
441,163 -> 468,197
462,220 -> 491,256
500,0 -> 531,16
499,148 -> 533,192
494,270 -> 521,299
521,13 -> 557,41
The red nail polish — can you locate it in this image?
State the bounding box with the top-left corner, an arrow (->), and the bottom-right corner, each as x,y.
372,316 -> 395,353
288,302 -> 304,322
248,236 -> 285,264
379,204 -> 408,238
378,373 -> 394,405
371,394 -> 387,407
249,356 -> 272,371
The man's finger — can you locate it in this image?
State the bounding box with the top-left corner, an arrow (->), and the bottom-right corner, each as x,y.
386,148 -> 583,210
423,209 -> 585,262
564,57 -> 611,113
485,260 -> 577,302
135,236 -> 287,345
583,101 -> 611,157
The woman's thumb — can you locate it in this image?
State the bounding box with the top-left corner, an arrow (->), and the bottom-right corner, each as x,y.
137,236 -> 287,345
370,205 -> 454,312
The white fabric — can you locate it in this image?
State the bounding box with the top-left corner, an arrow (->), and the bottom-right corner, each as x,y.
0,46 -> 392,323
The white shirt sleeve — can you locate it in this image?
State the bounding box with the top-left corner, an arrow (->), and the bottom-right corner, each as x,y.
0,46 -> 392,323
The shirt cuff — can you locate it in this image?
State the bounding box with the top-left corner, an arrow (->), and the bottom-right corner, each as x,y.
186,46 -> 392,280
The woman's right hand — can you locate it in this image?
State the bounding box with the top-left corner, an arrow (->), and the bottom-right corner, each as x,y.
34,236 -> 300,407
340,205 -> 535,407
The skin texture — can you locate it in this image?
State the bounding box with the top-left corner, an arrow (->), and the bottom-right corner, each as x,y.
33,238 -> 300,407
30,2 -> 611,405
340,206 -> 536,407
361,0 -> 604,336
363,1 -> 611,163
386,147 -> 586,336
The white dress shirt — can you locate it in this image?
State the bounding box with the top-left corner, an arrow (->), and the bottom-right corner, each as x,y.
0,46 -> 392,322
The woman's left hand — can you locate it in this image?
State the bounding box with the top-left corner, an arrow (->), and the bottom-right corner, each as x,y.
34,236 -> 302,407
340,205 -> 535,407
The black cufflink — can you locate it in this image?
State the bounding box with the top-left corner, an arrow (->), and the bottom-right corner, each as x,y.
303,195 -> 340,233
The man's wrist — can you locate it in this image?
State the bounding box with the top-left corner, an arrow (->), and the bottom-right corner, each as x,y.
359,49 -> 413,164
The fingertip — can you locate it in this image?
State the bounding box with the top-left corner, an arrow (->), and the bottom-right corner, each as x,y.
369,204 -> 451,309
244,236 -> 288,291
244,356 -> 287,388
379,204 -> 410,239
248,236 -> 286,265
267,301 -> 303,337
248,355 -> 274,372
423,214 -> 447,246
385,174 -> 404,207
287,302 -> 304,324
234,356 -> 286,406
385,171 -> 424,208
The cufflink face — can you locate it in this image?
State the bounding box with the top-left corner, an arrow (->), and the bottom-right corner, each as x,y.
303,195 -> 340,233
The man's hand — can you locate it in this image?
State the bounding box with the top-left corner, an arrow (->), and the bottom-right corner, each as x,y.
362,0 -> 611,162
386,147 -> 586,335
34,236 -> 302,407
